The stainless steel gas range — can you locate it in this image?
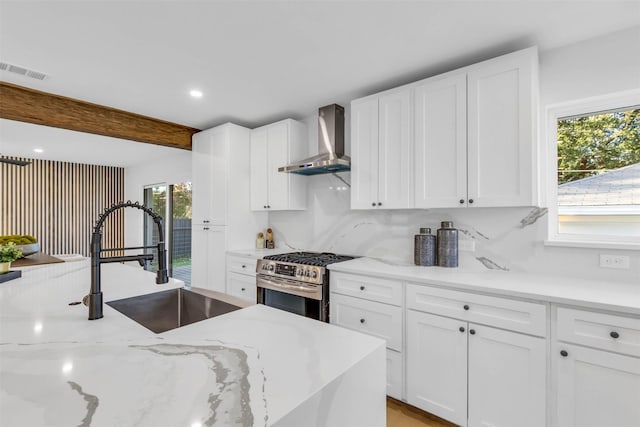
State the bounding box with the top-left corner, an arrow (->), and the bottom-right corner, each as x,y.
256,252 -> 355,322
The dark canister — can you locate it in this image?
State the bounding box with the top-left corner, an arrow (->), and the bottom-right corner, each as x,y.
437,221 -> 458,267
414,227 -> 436,266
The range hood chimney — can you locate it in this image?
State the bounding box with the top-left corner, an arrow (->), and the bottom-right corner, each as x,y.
279,104 -> 350,175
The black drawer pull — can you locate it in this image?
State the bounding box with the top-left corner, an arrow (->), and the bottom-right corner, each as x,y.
469,329 -> 476,335
459,199 -> 465,204
371,202 -> 376,207
610,331 -> 620,339
360,318 -> 366,324
463,304 -> 470,311
468,199 -> 474,204
378,202 -> 382,206
360,285 -> 365,291
241,288 -> 246,292
459,326 -> 465,333
560,350 -> 568,357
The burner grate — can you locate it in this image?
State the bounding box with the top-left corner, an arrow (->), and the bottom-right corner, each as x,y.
264,251 -> 354,266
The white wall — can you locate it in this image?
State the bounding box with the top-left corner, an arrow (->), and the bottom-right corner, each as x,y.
268,27 -> 640,284
124,150 -> 192,248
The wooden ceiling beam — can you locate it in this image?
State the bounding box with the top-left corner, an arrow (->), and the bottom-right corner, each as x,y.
0,82 -> 199,150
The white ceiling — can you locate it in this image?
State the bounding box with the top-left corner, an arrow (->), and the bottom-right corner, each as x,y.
0,0 -> 639,166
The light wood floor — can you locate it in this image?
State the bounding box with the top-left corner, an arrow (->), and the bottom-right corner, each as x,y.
387,398 -> 457,427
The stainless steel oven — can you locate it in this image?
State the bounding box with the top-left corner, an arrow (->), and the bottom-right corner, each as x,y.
256,252 -> 355,322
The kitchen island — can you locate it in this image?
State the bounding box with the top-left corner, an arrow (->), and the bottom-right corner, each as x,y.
0,260 -> 386,427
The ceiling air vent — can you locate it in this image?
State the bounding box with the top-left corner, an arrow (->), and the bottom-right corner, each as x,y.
0,61 -> 48,80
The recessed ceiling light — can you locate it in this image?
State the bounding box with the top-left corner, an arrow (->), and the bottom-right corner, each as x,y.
189,90 -> 203,98
33,148 -> 44,153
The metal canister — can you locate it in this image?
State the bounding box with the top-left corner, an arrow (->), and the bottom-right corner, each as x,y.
414,228 -> 436,266
437,221 -> 458,268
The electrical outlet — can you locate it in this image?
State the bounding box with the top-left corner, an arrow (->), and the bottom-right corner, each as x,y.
459,240 -> 476,252
599,254 -> 630,269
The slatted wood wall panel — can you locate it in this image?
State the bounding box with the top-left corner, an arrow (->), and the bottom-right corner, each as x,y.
0,157 -> 124,256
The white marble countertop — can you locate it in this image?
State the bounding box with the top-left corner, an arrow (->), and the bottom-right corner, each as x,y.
328,257 -> 640,315
227,248 -> 293,259
0,260 -> 385,426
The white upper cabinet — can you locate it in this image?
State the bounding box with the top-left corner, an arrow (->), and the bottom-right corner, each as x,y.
414,72 -> 468,208
250,119 -> 307,211
192,130 -> 215,225
351,87 -> 412,209
467,48 -> 538,207
354,46 -> 539,210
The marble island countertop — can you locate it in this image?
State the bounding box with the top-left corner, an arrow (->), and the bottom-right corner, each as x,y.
0,260 -> 386,427
328,257 -> 640,315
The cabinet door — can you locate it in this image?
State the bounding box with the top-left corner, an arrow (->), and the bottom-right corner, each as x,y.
414,73 -> 467,208
378,88 -> 412,209
467,48 -> 537,207
209,126 -> 228,225
467,324 -> 546,427
250,128 -> 269,211
266,122 -> 290,210
556,343 -> 640,427
406,310 -> 467,426
350,97 -> 379,209
191,224 -> 210,289
386,349 -> 403,400
192,131 -> 214,224
227,272 -> 257,303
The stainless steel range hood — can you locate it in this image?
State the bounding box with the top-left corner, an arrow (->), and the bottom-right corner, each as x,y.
279,104 -> 350,175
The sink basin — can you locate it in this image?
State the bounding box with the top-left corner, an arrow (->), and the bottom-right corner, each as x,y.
106,288 -> 241,333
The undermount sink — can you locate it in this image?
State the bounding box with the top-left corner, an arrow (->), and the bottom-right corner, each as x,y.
106,288 -> 241,333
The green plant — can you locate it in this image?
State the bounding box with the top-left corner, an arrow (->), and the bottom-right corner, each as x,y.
0,242 -> 23,263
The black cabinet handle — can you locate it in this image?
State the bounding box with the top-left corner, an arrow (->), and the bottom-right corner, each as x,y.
360,318 -> 366,324
378,202 -> 382,206
203,227 -> 209,231
267,205 -> 271,209
459,199 -> 465,204
469,329 -> 476,335
610,331 -> 620,339
263,205 -> 267,209
203,220 -> 210,223
560,350 -> 568,357
241,288 -> 246,291
463,305 -> 470,311
459,326 -> 465,333
241,265 -> 246,268
360,285 -> 365,291
371,202 -> 376,207
468,199 -> 474,204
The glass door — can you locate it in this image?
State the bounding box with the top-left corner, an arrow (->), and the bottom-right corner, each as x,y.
143,183 -> 192,286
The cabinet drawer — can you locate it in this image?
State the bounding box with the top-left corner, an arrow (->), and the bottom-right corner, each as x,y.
227,272 -> 257,303
386,349 -> 403,400
331,293 -> 403,351
331,272 -> 402,306
406,283 -> 547,337
227,255 -> 256,276
557,307 -> 640,357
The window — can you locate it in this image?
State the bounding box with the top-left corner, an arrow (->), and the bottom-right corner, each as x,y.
546,90 -> 640,249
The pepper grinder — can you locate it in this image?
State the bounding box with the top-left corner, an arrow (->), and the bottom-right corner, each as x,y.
437,221 -> 458,267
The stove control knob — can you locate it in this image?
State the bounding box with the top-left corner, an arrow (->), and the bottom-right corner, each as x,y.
268,264 -> 274,272
310,270 -> 317,279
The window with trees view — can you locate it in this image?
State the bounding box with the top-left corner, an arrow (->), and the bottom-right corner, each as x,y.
553,102 -> 639,244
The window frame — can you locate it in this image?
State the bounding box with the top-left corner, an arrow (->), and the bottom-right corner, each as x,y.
544,89 -> 640,250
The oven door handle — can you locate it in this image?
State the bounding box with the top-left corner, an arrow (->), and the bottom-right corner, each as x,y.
256,276 -> 323,301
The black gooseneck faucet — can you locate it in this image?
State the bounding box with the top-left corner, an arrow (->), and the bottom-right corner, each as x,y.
85,200 -> 169,320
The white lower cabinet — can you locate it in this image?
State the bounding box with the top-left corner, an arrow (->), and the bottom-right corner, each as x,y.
553,307 -> 640,427
330,272 -> 404,400
407,310 -> 467,426
226,254 -> 258,303
467,324 -> 546,427
406,283 -> 547,427
386,349 -> 403,400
